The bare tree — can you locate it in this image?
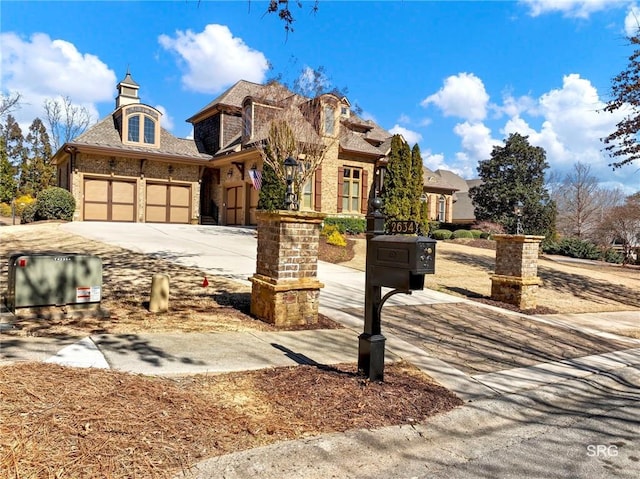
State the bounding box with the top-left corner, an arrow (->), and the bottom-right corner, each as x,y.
553,163 -> 626,241
252,82 -> 340,207
598,193 -> 640,263
0,92 -> 22,118
602,34 -> 640,169
43,96 -> 92,151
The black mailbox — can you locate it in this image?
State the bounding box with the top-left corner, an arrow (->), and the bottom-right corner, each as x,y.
368,235 -> 436,290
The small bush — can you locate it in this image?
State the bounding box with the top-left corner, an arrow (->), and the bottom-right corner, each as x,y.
3,195 -> 36,217
470,229 -> 483,239
453,229 -> 474,239
21,202 -> 38,224
0,202 -> 11,217
601,248 -> 624,264
542,237 -> 624,263
432,229 -> 453,240
324,217 -> 366,235
326,230 -> 347,247
473,221 -> 505,236
321,224 -> 340,238
36,187 -> 75,221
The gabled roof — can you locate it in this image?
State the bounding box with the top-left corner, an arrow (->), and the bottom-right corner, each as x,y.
340,131 -> 385,157
423,166 -> 459,192
59,115 -> 210,162
187,80 -> 297,122
434,169 -> 472,192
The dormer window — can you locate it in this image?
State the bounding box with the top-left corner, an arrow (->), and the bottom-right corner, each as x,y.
324,105 -> 335,135
243,103 -> 253,139
143,116 -> 155,143
128,115 -> 140,142
120,105 -> 161,148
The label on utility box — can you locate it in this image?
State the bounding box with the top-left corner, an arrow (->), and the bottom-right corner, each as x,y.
76,286 -> 101,303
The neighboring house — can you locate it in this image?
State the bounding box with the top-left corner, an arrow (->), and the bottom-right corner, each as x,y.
421,167 -> 458,223
53,72 -> 459,226
430,169 -> 482,225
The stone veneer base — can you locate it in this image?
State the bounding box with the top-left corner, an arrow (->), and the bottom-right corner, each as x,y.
249,274 -> 324,327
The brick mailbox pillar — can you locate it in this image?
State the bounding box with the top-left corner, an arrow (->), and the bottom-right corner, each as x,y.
491,234 -> 545,310
249,210 -> 326,327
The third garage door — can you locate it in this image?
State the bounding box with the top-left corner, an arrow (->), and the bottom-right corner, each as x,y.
146,183 -> 191,224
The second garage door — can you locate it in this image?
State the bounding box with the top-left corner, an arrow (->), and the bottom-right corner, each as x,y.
146,183 -> 191,224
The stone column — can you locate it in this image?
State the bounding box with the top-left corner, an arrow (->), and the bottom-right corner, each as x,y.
249,210 -> 326,327
491,234 -> 545,310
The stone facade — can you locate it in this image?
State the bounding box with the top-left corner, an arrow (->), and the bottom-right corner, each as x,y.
491,234 -> 545,310
249,210 -> 325,327
62,152 -> 202,223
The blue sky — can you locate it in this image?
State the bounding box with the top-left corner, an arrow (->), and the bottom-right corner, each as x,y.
2,0 -> 640,194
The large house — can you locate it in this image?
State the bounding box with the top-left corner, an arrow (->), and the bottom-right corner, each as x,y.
53,72 -> 458,225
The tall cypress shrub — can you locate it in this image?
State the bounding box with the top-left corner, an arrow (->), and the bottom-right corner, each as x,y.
411,143 -> 424,220
382,135 -> 413,221
257,159 -> 286,212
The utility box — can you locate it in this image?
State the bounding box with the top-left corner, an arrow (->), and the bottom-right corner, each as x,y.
368,236 -> 436,290
6,253 -> 102,312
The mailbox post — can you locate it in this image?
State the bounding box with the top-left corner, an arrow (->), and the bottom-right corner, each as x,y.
359,197 -> 386,381
358,198 -> 437,381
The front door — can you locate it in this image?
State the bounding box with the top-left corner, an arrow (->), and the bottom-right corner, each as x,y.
226,186 -> 242,225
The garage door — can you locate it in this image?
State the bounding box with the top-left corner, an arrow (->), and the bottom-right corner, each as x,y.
146,183 -> 191,224
83,178 -> 136,222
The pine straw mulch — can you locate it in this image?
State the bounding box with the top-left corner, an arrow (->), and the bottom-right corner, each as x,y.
0,361 -> 463,479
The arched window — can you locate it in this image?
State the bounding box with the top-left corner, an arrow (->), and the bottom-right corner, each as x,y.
122,105 -> 160,147
324,105 -> 335,135
143,116 -> 155,144
127,115 -> 140,142
438,195 -> 446,222
243,103 -> 253,139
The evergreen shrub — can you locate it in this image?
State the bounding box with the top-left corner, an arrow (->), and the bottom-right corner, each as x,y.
432,229 -> 453,240
453,229 -> 474,239
21,203 -> 38,224
35,187 -> 76,221
324,217 -> 366,235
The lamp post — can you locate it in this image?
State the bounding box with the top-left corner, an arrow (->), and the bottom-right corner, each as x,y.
514,201 -> 524,235
283,156 -> 298,211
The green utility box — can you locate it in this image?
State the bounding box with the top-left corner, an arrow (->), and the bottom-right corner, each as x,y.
6,253 -> 102,312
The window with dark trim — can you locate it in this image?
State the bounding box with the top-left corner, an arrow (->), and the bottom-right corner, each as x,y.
301,176 -> 313,210
128,115 -> 140,142
342,167 -> 361,213
143,116 -> 155,144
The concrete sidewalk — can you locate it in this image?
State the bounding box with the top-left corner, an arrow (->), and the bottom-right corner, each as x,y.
3,221 -> 640,478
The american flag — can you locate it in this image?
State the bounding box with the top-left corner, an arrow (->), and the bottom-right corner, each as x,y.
248,168 -> 262,190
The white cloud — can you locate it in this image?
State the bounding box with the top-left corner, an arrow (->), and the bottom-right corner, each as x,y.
0,32 -> 115,131
453,121 -> 500,162
495,91 -> 538,118
389,125 -> 423,145
625,4 -> 640,36
422,73 -> 489,121
158,24 -> 269,95
521,0 -> 623,19
154,104 -> 174,131
295,66 -> 331,96
397,113 -> 411,124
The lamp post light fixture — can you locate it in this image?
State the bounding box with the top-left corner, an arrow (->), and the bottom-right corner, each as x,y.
514,201 -> 524,235
283,156 -> 299,210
